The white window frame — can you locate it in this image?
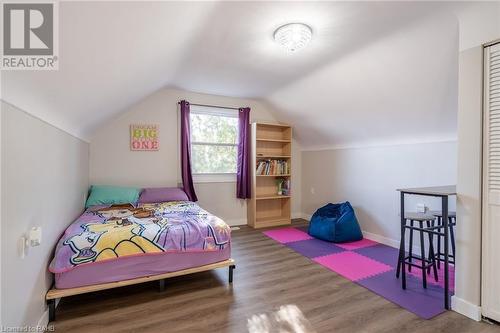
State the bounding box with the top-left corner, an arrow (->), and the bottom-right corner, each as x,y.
190,105 -> 239,183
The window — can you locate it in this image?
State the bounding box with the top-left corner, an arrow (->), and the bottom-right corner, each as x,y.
190,106 -> 239,178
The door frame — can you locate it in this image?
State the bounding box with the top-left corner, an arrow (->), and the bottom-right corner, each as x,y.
481,40 -> 500,322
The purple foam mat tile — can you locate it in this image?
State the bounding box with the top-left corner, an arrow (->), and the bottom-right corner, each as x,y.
287,238 -> 344,258
357,270 -> 447,319
407,260 -> 456,292
354,243 -> 400,266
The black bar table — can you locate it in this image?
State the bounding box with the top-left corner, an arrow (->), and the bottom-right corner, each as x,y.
397,185 -> 456,310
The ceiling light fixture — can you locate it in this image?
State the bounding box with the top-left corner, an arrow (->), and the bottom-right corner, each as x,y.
273,23 -> 312,53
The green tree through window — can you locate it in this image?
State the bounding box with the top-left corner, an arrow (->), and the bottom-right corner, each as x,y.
190,109 -> 239,174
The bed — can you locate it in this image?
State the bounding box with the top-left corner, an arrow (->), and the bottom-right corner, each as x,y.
46,200 -> 235,321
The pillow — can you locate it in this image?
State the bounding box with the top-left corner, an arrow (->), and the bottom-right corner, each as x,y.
85,185 -> 141,208
138,187 -> 189,203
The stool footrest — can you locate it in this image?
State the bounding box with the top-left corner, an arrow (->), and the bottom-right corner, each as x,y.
435,253 -> 455,265
404,255 -> 435,270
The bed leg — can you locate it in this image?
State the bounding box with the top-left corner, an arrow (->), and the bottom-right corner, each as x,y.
47,299 -> 56,322
159,279 -> 166,292
229,265 -> 236,284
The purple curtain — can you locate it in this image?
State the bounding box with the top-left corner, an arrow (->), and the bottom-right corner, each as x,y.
180,100 -> 198,202
237,107 -> 251,199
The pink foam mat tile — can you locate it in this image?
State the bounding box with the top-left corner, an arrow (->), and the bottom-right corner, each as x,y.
407,260 -> 455,292
262,227 -> 313,244
336,238 -> 378,250
313,251 -> 393,281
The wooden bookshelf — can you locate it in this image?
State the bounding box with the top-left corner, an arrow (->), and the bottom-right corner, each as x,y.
256,138 -> 291,143
256,195 -> 291,200
247,123 -> 292,228
256,155 -> 291,158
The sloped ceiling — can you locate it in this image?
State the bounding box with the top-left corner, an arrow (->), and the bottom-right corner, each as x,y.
1,1 -> 499,147
267,13 -> 460,149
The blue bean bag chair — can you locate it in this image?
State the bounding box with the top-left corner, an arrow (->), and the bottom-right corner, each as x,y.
308,202 -> 363,243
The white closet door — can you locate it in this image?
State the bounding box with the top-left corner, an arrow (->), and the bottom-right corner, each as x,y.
483,42 -> 500,322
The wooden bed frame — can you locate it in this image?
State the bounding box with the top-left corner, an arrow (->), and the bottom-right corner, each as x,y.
46,258 -> 236,322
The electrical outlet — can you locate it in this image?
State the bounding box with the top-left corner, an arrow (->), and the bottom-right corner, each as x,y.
416,203 -> 426,213
310,187 -> 315,195
29,227 -> 42,247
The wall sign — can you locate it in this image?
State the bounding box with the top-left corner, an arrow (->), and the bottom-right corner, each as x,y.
130,124 -> 159,151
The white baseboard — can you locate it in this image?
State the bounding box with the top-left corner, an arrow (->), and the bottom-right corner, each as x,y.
301,213 -> 312,221
225,218 -> 247,226
363,230 -> 425,254
37,297 -> 60,329
362,230 -> 400,249
36,309 -> 49,329
292,212 -> 304,219
299,217 -> 419,252
451,296 -> 482,321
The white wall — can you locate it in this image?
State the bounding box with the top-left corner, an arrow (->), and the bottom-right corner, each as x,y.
455,1 -> 500,51
301,141 -> 457,244
89,88 -> 302,225
1,101 -> 89,327
452,46 -> 484,321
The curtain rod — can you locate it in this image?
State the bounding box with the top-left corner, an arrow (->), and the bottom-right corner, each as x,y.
178,101 -> 240,111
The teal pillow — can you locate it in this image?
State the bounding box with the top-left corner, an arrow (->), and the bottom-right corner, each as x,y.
85,185 -> 141,208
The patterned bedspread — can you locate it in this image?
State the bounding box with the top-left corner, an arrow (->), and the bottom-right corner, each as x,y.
49,201 -> 231,273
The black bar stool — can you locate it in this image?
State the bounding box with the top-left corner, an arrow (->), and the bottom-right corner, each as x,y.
396,212 -> 438,288
429,211 -> 456,268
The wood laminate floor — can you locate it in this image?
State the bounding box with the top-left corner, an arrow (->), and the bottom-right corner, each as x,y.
52,220 -> 500,333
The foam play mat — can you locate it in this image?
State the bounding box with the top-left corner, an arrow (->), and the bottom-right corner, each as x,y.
263,227 -> 454,319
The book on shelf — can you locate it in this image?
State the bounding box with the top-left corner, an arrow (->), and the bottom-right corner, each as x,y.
255,159 -> 290,175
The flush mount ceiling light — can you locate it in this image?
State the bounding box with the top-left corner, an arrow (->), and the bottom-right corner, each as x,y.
273,23 -> 312,53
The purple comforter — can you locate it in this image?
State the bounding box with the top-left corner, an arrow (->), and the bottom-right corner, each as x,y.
49,201 -> 231,273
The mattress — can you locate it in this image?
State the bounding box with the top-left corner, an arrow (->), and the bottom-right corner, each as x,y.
49,201 -> 231,289
55,245 -> 230,288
